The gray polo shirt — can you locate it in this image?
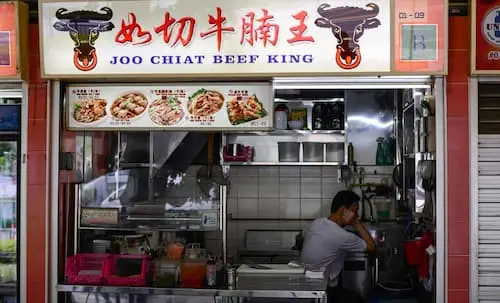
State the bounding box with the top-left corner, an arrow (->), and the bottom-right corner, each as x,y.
301,218 -> 366,282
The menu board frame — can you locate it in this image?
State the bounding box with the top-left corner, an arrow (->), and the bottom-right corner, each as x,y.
471,0 -> 500,74
0,1 -> 28,80
65,82 -> 273,131
39,0 -> 447,78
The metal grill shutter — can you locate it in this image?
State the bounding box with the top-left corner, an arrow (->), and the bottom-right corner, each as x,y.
478,84 -> 500,301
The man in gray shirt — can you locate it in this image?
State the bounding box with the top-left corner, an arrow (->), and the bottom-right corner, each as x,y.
301,190 -> 376,303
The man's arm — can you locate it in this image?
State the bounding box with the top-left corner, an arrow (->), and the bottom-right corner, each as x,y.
353,221 -> 376,252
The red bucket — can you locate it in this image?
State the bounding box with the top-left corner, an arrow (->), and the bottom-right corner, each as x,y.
404,239 -> 422,266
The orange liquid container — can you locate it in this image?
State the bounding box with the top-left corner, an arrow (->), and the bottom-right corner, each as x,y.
180,261 -> 207,288
166,243 -> 185,261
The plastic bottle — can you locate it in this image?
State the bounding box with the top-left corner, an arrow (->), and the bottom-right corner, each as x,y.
384,137 -> 395,166
312,103 -> 324,130
376,137 -> 385,166
347,142 -> 354,166
206,258 -> 216,287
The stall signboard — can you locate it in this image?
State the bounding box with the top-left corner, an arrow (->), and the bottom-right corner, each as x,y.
66,83 -> 273,131
39,0 -> 447,78
472,0 -> 500,74
0,1 -> 28,80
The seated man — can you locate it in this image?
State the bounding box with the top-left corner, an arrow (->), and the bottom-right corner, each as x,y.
301,190 -> 376,303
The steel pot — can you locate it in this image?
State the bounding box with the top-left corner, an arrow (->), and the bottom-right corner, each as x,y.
326,143 -> 345,162
278,142 -> 300,162
302,142 -> 324,162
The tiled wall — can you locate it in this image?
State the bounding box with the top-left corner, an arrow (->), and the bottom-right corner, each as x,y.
446,16 -> 471,303
228,166 -> 344,220
222,165 -> 390,259
223,166 -> 343,258
26,24 -> 48,303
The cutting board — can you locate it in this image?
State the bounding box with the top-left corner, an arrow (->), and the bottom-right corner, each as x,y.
237,264 -> 305,275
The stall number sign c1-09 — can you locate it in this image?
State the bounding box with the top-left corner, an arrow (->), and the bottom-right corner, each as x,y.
393,0 -> 445,73
400,24 -> 438,61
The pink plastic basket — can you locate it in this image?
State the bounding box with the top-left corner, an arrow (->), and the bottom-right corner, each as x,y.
65,253 -> 110,285
223,146 -> 254,162
104,254 -> 152,286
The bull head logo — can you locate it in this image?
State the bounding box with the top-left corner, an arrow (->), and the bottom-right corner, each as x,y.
315,3 -> 381,69
53,7 -> 114,71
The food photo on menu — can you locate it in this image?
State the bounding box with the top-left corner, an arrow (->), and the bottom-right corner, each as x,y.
187,88 -> 225,117
148,96 -> 185,126
110,91 -> 149,120
227,94 -> 267,125
72,98 -> 107,124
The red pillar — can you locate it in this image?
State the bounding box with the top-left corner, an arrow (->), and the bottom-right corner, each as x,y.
26,23 -> 48,303
446,15 -> 471,302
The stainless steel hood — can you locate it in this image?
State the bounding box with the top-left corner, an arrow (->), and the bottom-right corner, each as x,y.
117,131 -> 208,174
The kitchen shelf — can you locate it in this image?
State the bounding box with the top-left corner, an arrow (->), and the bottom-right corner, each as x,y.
274,98 -> 344,103
230,130 -> 344,136
222,161 -> 343,166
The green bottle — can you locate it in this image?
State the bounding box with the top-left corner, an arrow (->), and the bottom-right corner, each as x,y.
384,137 -> 395,166
376,137 -> 384,166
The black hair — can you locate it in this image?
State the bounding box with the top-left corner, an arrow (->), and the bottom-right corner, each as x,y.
330,190 -> 360,213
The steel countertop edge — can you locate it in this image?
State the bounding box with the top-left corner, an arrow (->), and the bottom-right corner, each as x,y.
56,275 -> 327,299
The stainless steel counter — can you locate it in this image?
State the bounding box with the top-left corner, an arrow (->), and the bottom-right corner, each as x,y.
57,274 -> 327,302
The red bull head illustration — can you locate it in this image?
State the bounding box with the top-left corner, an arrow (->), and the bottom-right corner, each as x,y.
53,7 -> 114,71
315,3 -> 381,69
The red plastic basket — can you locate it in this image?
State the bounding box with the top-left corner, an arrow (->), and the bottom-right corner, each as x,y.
65,253 -> 110,285
104,254 -> 152,286
223,146 -> 254,162
404,239 -> 422,266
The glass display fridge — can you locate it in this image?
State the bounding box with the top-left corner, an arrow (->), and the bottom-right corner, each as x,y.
0,95 -> 21,303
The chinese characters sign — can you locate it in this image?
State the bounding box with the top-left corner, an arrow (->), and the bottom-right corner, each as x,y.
472,0 -> 500,73
394,0 -> 445,73
40,0 -> 394,77
66,83 -> 272,131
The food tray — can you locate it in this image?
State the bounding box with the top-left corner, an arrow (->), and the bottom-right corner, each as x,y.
104,254 -> 152,286
65,253 -> 110,285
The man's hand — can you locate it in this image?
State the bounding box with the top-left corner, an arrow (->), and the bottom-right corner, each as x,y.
342,209 -> 357,226
352,221 -> 377,252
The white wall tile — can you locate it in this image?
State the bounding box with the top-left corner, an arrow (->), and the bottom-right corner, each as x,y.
279,198 -> 300,219
300,178 -> 322,199
279,166 -> 299,177
280,178 -> 300,198
300,166 -> 322,177
258,198 -> 280,218
300,199 -> 322,219
278,221 -> 302,230
235,177 -> 259,198
226,197 -> 237,216
322,166 -> 338,177
237,198 -> 258,218
230,166 -> 259,177
224,166 -> 392,255
259,177 -> 280,197
322,178 -> 345,199
227,222 -> 239,241
322,198 -> 332,217
259,166 -> 279,177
